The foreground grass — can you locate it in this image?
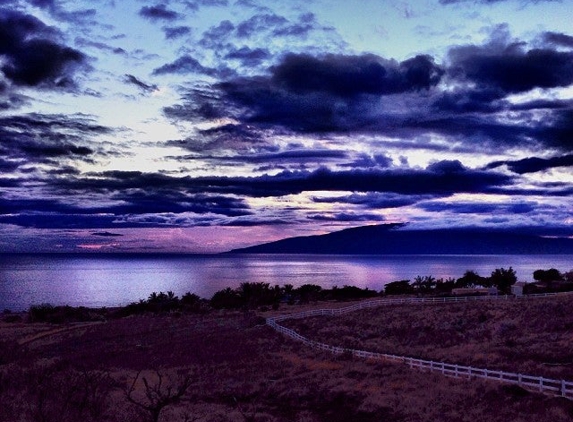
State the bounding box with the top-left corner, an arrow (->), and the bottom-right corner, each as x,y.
283,294 -> 573,380
0,298 -> 572,421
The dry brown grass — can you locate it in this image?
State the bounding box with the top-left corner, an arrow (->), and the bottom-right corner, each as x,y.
0,300 -> 572,421
283,295 -> 573,380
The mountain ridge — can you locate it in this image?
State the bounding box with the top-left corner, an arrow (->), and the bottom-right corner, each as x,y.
226,224 -> 573,255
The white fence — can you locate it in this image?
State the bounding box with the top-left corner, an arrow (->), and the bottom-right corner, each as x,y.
270,291 -> 573,323
266,292 -> 573,399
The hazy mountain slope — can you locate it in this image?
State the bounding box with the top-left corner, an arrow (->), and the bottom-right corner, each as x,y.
227,224 -> 573,254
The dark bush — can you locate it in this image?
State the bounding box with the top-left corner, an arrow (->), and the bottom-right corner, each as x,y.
294,284 -> 324,303
28,304 -> 100,324
211,287 -> 243,309
330,285 -> 378,301
384,280 -> 413,295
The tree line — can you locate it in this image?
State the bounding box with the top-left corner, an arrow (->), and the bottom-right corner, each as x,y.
22,267 -> 573,321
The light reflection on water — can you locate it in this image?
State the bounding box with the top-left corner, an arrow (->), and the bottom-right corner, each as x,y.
1,254 -> 572,310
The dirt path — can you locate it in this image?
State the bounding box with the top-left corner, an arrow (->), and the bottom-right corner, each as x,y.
17,322 -> 104,346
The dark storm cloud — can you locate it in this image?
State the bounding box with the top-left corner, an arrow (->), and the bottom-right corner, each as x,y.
407,113 -> 543,149
176,148 -> 348,165
191,53 -> 443,132
309,212 -> 386,222
58,159 -> 512,198
313,192 -> 433,209
123,74 -> 158,93
431,87 -> 507,114
0,9 -> 87,89
447,28 -> 573,94
533,109 -> 573,149
139,4 -> 180,21
0,156 -> 519,230
417,201 -> 537,215
0,197 -> 83,216
0,213 -> 132,229
486,154 -> 573,174
509,98 -> 571,112
342,153 -> 393,169
0,113 -> 112,169
0,190 -> 252,229
161,26 -> 573,156
271,53 -> 443,97
540,31 -> 573,48
104,192 -> 251,217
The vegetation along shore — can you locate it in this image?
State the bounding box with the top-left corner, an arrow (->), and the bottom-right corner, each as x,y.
1,266 -> 573,421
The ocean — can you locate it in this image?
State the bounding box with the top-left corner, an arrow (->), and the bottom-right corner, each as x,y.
1,253 -> 572,311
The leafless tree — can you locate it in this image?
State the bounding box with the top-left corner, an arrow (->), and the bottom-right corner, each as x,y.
126,369 -> 193,422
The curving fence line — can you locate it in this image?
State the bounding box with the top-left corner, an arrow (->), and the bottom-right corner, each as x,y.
266,292 -> 573,399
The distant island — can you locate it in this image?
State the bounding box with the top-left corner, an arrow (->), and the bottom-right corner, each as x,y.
227,224 -> 573,255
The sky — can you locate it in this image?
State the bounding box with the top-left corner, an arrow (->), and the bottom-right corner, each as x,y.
0,0 -> 572,253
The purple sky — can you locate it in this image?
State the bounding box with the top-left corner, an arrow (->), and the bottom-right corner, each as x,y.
0,0 -> 572,253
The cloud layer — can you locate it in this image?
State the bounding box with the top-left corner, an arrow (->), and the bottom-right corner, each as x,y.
0,0 -> 572,252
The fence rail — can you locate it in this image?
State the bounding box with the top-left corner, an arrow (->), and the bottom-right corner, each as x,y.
266,292 -> 573,399
270,291 -> 573,322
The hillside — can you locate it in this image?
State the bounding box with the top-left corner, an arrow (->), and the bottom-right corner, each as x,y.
228,224 -> 573,255
1,297 -> 573,421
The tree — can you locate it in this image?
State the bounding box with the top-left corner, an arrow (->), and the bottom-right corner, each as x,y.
210,287 -> 242,309
455,270 -> 487,288
384,280 -> 412,295
294,284 -> 323,303
412,276 -> 436,294
490,267 -> 517,294
126,370 -> 193,422
533,268 -> 563,282
435,278 -> 455,294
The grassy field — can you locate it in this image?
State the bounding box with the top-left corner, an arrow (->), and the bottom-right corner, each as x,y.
1,296 -> 572,421
282,294 -> 573,381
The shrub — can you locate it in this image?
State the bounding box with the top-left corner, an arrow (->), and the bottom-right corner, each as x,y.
384,280 -> 412,295
330,285 -> 378,301
294,284 -> 323,303
211,287 -> 243,310
28,303 -> 55,323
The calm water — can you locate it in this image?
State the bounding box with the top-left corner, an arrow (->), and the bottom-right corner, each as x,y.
1,254 -> 572,311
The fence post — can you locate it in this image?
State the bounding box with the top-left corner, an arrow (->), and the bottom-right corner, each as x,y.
518,374 -> 522,386
562,380 -> 566,397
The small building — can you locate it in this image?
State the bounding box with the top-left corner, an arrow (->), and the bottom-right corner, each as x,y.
452,287 -> 491,296
511,282 -> 528,296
